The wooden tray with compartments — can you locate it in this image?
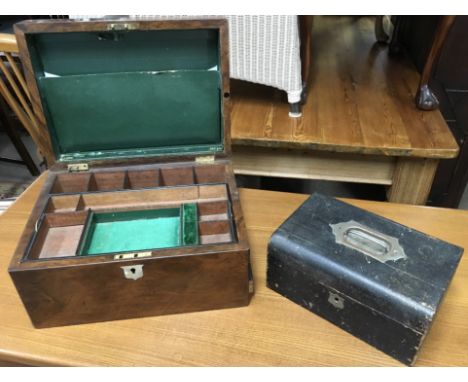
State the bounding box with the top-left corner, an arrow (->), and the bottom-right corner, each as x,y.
8,18 -> 252,328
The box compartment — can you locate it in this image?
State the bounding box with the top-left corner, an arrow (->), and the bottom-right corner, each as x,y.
127,169 -> 160,189
77,204 -> 200,256
88,171 -> 128,191
194,164 -> 226,184
160,167 -> 195,186
51,173 -> 92,194
26,175 -> 235,261
45,194 -> 81,213
28,211 -> 88,259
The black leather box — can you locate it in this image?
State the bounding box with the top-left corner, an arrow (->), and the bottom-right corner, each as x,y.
267,194 -> 463,365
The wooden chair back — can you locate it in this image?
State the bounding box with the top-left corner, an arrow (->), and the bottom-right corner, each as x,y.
0,33 -> 52,166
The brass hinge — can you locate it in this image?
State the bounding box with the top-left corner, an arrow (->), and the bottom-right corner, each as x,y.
195,155 -> 215,164
67,163 -> 89,172
114,251 -> 152,260
107,22 -> 139,31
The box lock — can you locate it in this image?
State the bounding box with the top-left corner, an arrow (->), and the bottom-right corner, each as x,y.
121,264 -> 144,280
328,292 -> 345,309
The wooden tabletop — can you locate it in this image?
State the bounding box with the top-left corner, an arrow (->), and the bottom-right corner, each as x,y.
0,173 -> 467,366
231,16 -> 459,159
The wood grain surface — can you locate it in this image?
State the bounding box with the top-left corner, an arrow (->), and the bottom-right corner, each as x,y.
0,173 -> 467,366
387,158 -> 439,204
232,146 -> 395,185
231,16 -> 459,159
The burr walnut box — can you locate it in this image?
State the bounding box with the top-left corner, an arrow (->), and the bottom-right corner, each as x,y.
9,19 -> 253,328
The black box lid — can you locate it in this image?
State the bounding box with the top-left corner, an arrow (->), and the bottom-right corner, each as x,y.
268,193 -> 464,333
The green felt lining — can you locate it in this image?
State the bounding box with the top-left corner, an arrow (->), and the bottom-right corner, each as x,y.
25,28 -> 224,162
77,203 -> 199,256
38,70 -> 223,161
28,29 -> 219,75
182,203 -> 198,246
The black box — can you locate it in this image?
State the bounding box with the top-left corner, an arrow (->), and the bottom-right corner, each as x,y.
267,194 -> 463,365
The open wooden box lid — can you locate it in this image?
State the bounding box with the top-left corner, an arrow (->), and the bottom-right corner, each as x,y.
15,19 -> 230,167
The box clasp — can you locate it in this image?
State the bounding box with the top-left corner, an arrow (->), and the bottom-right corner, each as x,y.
67,163 -> 89,172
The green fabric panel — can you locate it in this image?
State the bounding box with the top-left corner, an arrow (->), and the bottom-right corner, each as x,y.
29,29 -> 219,75
182,203 -> 199,246
25,28 -> 224,161
80,208 -> 182,256
38,70 -> 222,160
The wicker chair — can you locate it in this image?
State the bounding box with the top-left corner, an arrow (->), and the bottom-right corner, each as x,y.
72,15 -> 311,117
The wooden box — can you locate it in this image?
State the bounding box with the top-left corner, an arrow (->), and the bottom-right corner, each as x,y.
267,194 -> 463,365
8,19 -> 253,328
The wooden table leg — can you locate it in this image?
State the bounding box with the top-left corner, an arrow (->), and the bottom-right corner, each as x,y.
415,16 -> 456,111
387,157 -> 439,205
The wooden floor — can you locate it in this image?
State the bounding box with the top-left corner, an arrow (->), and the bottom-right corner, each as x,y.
231,16 -> 458,159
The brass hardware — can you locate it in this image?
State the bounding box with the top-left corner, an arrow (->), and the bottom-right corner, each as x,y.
330,220 -> 407,263
114,251 -> 152,260
107,23 -> 139,31
67,163 -> 89,172
196,155 -> 215,164
121,264 -> 144,280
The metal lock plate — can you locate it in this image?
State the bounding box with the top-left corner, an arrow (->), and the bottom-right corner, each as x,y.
121,264 -> 144,280
328,292 -> 345,309
115,249 -> 151,280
